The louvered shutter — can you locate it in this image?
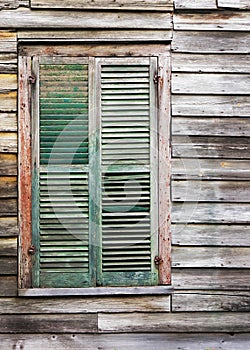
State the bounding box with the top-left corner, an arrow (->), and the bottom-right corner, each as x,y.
97,58 -> 159,286
32,57 -> 91,287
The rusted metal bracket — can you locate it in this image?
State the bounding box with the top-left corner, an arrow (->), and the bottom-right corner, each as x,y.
153,74 -> 160,84
154,256 -> 163,266
28,245 -> 36,255
28,75 -> 36,84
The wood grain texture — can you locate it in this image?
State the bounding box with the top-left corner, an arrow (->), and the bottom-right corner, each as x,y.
172,159 -> 250,180
0,154 -> 17,175
172,95 -> 250,117
172,136 -> 250,159
0,113 -> 17,131
0,0 -> 29,9
0,176 -> 17,198
175,0 -> 217,9
0,257 -> 17,274
0,314 -> 98,333
172,224 -> 250,246
0,237 -> 17,255
0,132 -> 17,153
1,333 -> 250,350
98,312 -> 250,333
174,12 -> 250,31
172,180 -> 250,202
172,202 -> 250,224
172,73 -> 250,95
0,276 -> 17,296
0,74 -> 17,91
0,9 -> 172,29
172,31 -> 250,53
172,247 -> 250,268
172,293 -> 250,312
172,117 -> 250,137
0,198 -> 16,216
0,217 -> 18,235
0,296 -> 170,314
172,53 -> 250,73
0,31 -> 16,53
0,92 -> 17,112
31,0 -> 173,10
218,0 -> 250,9
173,268 -> 250,290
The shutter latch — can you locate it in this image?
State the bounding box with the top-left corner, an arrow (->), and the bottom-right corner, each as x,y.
28,75 -> 36,84
154,256 -> 163,265
28,245 -> 36,255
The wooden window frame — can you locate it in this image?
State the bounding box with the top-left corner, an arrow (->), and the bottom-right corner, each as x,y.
18,44 -> 171,296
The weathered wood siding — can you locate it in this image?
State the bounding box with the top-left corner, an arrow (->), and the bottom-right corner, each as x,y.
0,0 -> 250,349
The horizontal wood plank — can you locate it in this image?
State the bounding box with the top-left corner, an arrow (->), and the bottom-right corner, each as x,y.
172,53 -> 250,73
18,29 -> 172,41
172,247 -> 250,268
172,73 -> 250,95
31,0 -> 173,10
0,9 -> 172,29
0,257 -> 17,274
0,276 -> 17,296
172,202 -> 250,223
0,314 -> 98,333
0,217 -> 18,235
0,333 -> 250,350
0,154 -> 17,175
172,180 -> 250,202
0,0 -> 29,9
0,237 -> 17,255
0,31 -> 16,53
0,176 -> 17,198
172,159 -> 250,180
172,293 -> 250,312
172,31 -> 250,53
0,92 -> 17,112
173,268 -> 250,290
175,0 -> 217,9
0,296 -> 170,314
0,198 -> 17,216
172,117 -> 250,137
0,74 -> 17,91
0,113 -> 17,132
98,312 -> 250,333
174,12 -> 250,31
172,224 -> 250,246
0,132 -> 17,153
218,0 -> 250,9
172,136 -> 250,159
172,95 -> 250,117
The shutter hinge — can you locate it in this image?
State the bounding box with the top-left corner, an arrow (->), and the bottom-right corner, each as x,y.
28,75 -> 36,84
154,256 -> 163,265
28,245 -> 36,255
153,74 -> 160,84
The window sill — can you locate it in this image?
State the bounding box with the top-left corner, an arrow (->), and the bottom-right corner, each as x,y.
18,286 -> 173,297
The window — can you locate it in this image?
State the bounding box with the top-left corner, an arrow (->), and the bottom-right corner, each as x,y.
18,44 -> 171,292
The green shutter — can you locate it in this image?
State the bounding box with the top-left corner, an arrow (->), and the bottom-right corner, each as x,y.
33,58 -> 91,287
98,58 -> 159,286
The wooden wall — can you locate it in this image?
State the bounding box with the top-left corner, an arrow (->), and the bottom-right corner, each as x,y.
0,0 -> 250,348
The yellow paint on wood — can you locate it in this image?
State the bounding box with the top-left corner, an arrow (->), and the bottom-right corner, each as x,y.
0,32 -> 16,41
0,74 -> 17,90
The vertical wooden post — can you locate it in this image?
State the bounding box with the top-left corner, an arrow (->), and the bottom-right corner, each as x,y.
18,56 -> 32,289
158,50 -> 171,285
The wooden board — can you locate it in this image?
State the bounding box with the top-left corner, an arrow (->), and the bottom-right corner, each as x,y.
172,117 -> 250,137
0,314 -> 98,333
173,268 -> 250,290
175,0 -> 217,9
0,198 -> 17,215
172,293 -> 250,312
31,0 -> 173,10
0,0 -> 29,9
0,74 -> 17,91
218,0 -> 250,9
172,247 -> 250,268
0,154 -> 17,175
0,113 -> 17,131
174,12 -> 250,31
0,217 -> 18,236
18,29 -> 172,42
0,296 -> 170,314
0,276 -> 17,296
172,180 -> 250,202
0,237 -> 17,255
0,9 -> 172,29
0,257 -> 17,274
1,333 -> 250,350
172,136 -> 250,159
0,92 -> 17,112
0,31 -> 16,53
172,159 -> 250,180
172,203 -> 250,224
0,132 -> 17,153
172,224 -> 250,246
172,53 -> 250,73
98,312 -> 250,332
172,95 -> 250,117
172,31 -> 250,53
172,73 -> 250,95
